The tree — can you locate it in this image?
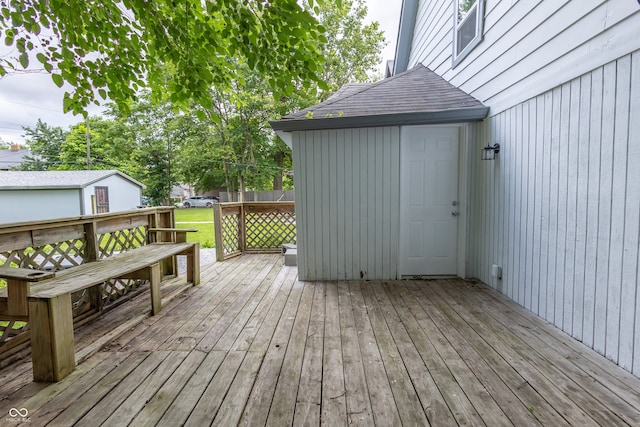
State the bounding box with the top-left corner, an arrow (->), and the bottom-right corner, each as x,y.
313,0 -> 387,99
56,117 -> 138,174
177,0 -> 386,195
266,0 -> 386,188
0,0 -> 329,116
196,69 -> 276,200
107,95 -> 193,205
15,119 -> 67,170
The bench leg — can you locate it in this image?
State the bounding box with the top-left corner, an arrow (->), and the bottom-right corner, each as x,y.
29,295 -> 75,382
7,279 -> 30,317
150,263 -> 161,315
187,242 -> 200,285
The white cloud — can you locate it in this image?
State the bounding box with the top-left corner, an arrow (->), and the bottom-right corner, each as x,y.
0,72 -> 104,144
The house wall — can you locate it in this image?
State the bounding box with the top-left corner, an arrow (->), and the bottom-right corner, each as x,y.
405,1 -> 640,375
468,51 -> 640,375
407,0 -> 640,114
292,127 -> 400,280
0,189 -> 81,224
81,175 -> 143,215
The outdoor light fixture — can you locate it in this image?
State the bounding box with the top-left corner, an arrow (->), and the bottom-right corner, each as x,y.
481,143 -> 500,160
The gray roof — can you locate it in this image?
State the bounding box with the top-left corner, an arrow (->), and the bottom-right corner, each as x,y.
0,149 -> 32,170
0,170 -> 145,190
270,64 -> 488,132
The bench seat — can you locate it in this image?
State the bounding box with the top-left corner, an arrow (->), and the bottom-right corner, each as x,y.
10,241 -> 200,382
29,242 -> 198,299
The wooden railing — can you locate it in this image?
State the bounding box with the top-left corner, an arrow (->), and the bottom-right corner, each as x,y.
0,207 -> 177,366
213,202 -> 296,261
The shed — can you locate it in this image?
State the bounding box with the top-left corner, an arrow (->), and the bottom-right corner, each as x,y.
271,65 -> 488,281
0,170 -> 145,224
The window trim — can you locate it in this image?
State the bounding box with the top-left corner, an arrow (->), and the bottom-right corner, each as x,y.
452,0 -> 485,68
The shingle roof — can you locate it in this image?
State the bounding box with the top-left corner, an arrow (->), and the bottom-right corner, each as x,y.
0,149 -> 32,170
270,64 -> 488,132
0,170 -> 144,190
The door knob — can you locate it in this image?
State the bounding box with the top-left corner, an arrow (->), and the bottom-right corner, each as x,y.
452,211 -> 459,217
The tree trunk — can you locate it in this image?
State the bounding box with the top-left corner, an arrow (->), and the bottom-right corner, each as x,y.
238,173 -> 245,202
273,150 -> 284,190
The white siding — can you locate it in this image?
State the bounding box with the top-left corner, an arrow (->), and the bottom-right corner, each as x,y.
408,0 -> 640,114
468,51 -> 640,375
292,128 -> 400,281
0,189 -> 81,224
81,175 -> 143,214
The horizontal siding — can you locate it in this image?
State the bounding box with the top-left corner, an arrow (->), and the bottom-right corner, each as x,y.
292,128 -> 400,281
468,51 -> 640,376
409,0 -> 450,74
407,0 -> 640,114
0,189 -> 81,223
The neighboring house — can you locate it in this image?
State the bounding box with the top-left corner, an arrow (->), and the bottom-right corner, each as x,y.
0,144 -> 31,170
0,170 -> 145,224
271,1 -> 640,377
171,184 -> 193,200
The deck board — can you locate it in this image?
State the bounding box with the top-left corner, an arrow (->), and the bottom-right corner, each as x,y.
1,254 -> 639,426
435,279 -> 640,425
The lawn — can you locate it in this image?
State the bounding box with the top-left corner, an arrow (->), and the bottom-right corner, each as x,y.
174,207 -> 216,248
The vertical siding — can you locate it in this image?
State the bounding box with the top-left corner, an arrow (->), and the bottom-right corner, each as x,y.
292,128 -> 400,281
469,51 -> 640,376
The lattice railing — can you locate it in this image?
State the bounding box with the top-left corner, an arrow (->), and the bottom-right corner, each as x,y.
214,202 -> 296,261
98,226 -> 147,258
219,211 -> 241,258
1,240 -> 87,271
245,210 -> 296,251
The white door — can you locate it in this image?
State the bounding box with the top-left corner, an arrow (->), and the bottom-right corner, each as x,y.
400,126 -> 459,276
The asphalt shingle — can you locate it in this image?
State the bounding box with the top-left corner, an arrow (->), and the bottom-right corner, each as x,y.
270,64 -> 488,132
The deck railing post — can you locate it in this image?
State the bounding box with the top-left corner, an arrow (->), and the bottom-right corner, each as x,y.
239,203 -> 247,253
213,203 -> 225,262
83,221 -> 99,262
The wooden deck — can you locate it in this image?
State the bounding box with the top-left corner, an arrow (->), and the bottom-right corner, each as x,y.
1,254 -> 639,426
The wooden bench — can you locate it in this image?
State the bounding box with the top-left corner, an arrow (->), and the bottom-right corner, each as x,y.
0,239 -> 199,382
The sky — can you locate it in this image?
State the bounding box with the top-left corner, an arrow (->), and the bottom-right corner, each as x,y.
0,0 -> 402,145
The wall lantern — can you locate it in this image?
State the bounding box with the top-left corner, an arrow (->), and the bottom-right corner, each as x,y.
481,143 -> 500,160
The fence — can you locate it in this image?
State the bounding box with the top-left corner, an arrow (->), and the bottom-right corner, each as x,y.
219,190 -> 295,202
213,202 -> 296,261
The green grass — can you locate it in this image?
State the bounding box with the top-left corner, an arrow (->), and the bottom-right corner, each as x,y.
175,208 -> 216,248
175,207 -> 215,222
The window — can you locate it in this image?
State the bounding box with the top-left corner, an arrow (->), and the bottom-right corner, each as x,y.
95,186 -> 110,214
453,0 -> 485,67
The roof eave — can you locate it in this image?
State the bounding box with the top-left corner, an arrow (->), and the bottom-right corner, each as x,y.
0,185 -> 83,190
81,170 -> 146,189
393,0 -> 419,75
270,107 -> 489,132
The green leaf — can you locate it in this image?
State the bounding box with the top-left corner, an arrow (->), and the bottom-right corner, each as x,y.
62,93 -> 73,112
36,52 -> 47,64
52,73 -> 64,87
4,29 -> 13,46
18,52 -> 28,68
